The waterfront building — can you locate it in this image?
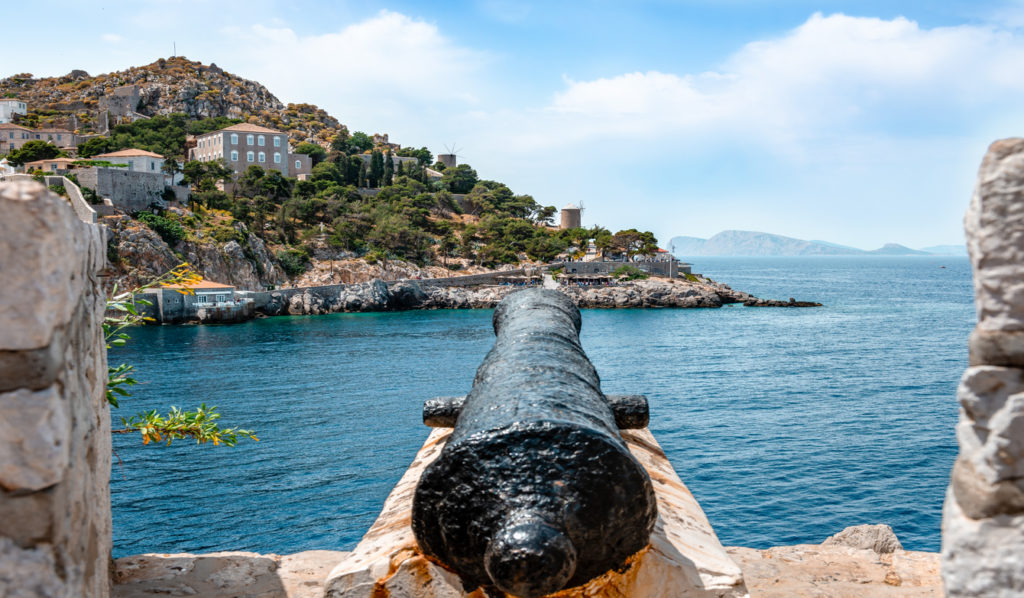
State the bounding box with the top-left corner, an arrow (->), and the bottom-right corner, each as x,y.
0,123 -> 80,154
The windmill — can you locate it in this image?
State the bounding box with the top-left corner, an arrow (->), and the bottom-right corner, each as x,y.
438,143 -> 465,169
577,201 -> 586,223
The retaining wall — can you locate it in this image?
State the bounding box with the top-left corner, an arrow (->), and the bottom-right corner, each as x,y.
0,179 -> 111,597
76,167 -> 165,213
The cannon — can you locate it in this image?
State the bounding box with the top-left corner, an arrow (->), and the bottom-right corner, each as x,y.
412,289 -> 658,598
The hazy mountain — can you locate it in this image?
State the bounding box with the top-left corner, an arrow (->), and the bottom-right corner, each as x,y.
670,230 -> 955,257
920,244 -> 968,256
669,230 -> 866,256
868,243 -> 931,255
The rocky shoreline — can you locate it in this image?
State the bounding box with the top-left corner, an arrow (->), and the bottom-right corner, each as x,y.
258,277 -> 821,317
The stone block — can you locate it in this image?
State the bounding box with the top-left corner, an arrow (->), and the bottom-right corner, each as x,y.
965,138 -> 1024,335
0,537 -> 66,598
323,428 -> 749,598
0,181 -> 82,352
0,386 -> 69,492
942,488 -> 1024,597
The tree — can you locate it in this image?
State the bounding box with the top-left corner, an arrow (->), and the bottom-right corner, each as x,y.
161,157 -> 182,183
347,131 -> 373,153
8,141 -> 63,166
77,136 -> 113,158
610,229 -> 658,260
369,150 -> 384,188
534,205 -> 557,226
442,164 -> 478,193
293,142 -> 327,166
396,146 -> 432,165
383,149 -> 394,186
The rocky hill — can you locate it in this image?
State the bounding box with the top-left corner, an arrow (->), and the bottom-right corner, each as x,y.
0,56 -> 344,145
671,230 -> 941,257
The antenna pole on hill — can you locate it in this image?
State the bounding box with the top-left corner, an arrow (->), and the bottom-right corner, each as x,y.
173,42 -> 176,57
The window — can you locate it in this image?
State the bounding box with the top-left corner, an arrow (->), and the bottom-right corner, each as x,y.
246,134 -> 254,145
150,162 -> 155,170
247,151 -> 254,162
258,151 -> 266,163
56,134 -> 62,141
295,160 -> 301,170
7,133 -> 12,139
230,150 -> 238,161
273,152 -> 281,163
273,136 -> 281,147
230,133 -> 238,145
257,135 -> 265,146
196,294 -> 209,304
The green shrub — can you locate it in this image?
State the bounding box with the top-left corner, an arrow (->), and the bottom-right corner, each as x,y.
611,265 -> 648,281
276,248 -> 310,276
137,211 -> 186,245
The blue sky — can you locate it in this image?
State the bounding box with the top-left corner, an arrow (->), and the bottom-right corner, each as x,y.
6,0 -> 1024,248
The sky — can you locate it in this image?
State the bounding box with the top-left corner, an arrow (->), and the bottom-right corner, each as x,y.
6,0 -> 1024,249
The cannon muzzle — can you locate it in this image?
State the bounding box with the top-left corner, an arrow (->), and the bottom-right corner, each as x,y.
412,289 -> 658,597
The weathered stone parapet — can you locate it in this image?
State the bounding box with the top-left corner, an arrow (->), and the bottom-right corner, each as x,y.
323,428 -> 749,598
942,138 -> 1024,596
0,180 -> 111,597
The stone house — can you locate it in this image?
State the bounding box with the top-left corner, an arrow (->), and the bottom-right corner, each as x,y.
0,98 -> 27,123
0,122 -> 80,154
187,123 -> 312,179
24,157 -> 80,173
92,148 -> 164,173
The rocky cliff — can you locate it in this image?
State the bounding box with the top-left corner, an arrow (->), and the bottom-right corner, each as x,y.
104,215 -> 284,291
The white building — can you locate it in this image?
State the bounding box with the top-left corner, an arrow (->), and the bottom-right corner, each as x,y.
92,148 -> 165,173
0,98 -> 27,124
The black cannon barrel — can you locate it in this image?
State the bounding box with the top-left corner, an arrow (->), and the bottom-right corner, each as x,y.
412,289 -> 658,598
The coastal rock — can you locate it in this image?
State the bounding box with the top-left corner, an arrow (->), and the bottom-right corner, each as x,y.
943,137 -> 1024,597
0,538 -> 67,598
112,550 -> 349,598
822,524 -> 903,553
727,541 -> 941,597
0,387 -> 69,492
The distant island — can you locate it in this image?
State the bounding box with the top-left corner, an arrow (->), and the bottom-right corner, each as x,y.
669,230 -> 966,257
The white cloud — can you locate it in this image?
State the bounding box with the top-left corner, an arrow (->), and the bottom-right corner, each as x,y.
221,11 -> 489,131
101,33 -> 123,43
541,13 -> 1024,153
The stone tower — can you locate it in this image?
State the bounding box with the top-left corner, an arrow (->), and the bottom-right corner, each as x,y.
560,203 -> 582,230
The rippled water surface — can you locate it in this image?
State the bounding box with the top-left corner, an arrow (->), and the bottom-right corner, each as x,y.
110,256 -> 973,556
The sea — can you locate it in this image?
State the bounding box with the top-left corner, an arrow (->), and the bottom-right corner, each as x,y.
109,256 -> 975,557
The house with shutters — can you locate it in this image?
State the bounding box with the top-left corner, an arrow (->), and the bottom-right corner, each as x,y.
187,123 -> 312,180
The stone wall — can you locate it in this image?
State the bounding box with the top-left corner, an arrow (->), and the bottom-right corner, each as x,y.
942,138 -> 1024,596
76,167 -> 165,213
0,180 -> 112,597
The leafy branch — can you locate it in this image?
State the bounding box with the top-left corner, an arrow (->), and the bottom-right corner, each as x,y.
105,264 -> 257,447
114,404 -> 258,446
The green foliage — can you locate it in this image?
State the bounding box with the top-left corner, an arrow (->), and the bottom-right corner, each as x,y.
442,164 -> 478,193
137,211 -> 186,245
368,150 -> 384,188
383,149 -> 394,186
293,142 -> 327,165
396,146 -> 433,165
8,140 -> 62,166
276,247 -> 310,276
610,229 -> 659,259
79,114 -> 243,160
118,404 -> 258,446
612,265 -> 649,280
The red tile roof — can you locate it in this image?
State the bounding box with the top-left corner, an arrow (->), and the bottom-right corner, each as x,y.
162,280 -> 235,290
93,149 -> 164,159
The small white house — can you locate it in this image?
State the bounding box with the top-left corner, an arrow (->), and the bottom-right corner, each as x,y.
0,98 -> 28,124
92,148 -> 165,173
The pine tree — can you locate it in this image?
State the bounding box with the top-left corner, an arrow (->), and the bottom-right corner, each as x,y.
369,150 -> 384,187
383,149 -> 394,186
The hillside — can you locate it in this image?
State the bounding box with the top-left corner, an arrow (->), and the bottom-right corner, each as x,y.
671,231 -> 944,257
0,56 -> 343,145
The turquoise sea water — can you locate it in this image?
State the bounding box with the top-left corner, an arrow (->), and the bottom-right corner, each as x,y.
109,256 -> 974,557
